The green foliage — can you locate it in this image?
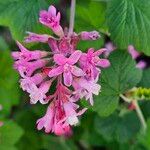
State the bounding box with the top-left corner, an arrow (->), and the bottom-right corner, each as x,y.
138,119 -> 150,150
0,120 -> 24,149
77,38 -> 104,52
107,0 -> 150,56
95,112 -> 141,143
0,48 -> 20,115
76,1 -> 107,31
0,0 -> 54,41
138,68 -> 150,88
42,135 -> 78,150
93,50 -> 142,116
75,1 -> 107,50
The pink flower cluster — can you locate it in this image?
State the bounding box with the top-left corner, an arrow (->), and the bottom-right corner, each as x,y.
12,5 -> 110,136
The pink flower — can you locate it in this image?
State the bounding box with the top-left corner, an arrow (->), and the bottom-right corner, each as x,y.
80,48 -> 110,68
136,61 -> 146,69
14,59 -> 49,77
73,78 -> 101,105
128,45 -> 140,59
37,103 -> 55,133
62,101 -> 87,125
80,31 -> 100,40
29,80 -> 52,104
12,4 -> 111,136
12,41 -> 48,61
39,5 -> 64,37
104,42 -> 116,57
24,32 -> 51,43
49,51 -> 84,86
20,73 -> 46,93
80,48 -> 110,80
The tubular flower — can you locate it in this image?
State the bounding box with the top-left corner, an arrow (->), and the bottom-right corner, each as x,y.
12,5 -> 110,136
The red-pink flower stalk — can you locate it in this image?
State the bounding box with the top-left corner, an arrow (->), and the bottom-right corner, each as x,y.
12,5 -> 110,136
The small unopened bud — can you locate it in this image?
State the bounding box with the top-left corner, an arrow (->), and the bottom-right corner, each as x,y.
80,31 -> 100,40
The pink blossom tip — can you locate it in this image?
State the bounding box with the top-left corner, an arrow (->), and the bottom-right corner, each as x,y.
80,31 -> 100,40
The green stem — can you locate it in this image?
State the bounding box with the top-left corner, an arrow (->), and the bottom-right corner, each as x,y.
133,100 -> 147,132
68,0 -> 76,36
120,94 -> 147,132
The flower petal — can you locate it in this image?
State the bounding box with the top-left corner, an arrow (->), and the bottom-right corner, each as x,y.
24,32 -> 50,43
71,66 -> 85,77
16,41 -> 28,52
77,108 -> 88,116
93,48 -> 107,56
96,59 -> 110,68
53,54 -> 67,65
48,5 -> 56,16
68,50 -> 82,65
48,38 -> 59,52
63,71 -> 72,86
136,61 -> 146,69
48,66 -> 63,77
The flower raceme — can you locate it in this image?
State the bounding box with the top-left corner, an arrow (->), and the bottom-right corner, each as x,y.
12,5 -> 110,136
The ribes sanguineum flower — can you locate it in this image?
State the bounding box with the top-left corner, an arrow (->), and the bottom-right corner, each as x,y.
12,5 -> 110,136
49,50 -> 85,86
39,5 -> 64,37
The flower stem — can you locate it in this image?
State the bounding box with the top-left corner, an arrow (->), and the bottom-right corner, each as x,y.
68,0 -> 76,36
133,100 -> 147,132
120,94 -> 147,133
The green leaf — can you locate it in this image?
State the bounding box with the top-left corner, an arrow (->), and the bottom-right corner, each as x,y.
0,145 -> 17,150
75,1 -> 107,32
0,0 -> 53,41
138,119 -> 150,150
0,120 -> 24,147
138,68 -> 150,88
0,48 -> 20,115
93,50 -> 142,116
16,131 -> 43,150
107,0 -> 150,56
74,111 -> 106,147
141,101 -> 150,120
42,135 -> 78,150
94,112 -> 141,143
77,38 -> 104,52
15,106 -> 44,150
0,36 -> 9,51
